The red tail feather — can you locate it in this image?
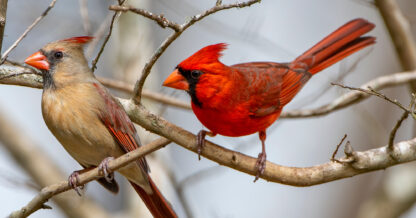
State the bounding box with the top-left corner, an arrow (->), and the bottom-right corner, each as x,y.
130,178 -> 177,218
292,18 -> 375,75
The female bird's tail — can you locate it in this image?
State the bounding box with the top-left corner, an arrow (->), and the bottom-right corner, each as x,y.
130,177 -> 177,218
291,18 -> 376,75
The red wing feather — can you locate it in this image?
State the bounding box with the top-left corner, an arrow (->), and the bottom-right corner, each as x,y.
93,83 -> 149,172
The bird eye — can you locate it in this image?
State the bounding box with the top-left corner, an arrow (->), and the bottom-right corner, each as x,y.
54,51 -> 63,59
190,70 -> 202,79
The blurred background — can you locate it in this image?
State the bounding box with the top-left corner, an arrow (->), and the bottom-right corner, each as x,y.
1,0 -> 416,217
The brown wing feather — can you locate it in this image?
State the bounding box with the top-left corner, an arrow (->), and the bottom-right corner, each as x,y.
93,83 -> 149,172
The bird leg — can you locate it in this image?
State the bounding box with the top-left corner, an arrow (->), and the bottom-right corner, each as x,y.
197,130 -> 216,160
98,157 -> 115,183
68,168 -> 93,196
254,131 -> 267,182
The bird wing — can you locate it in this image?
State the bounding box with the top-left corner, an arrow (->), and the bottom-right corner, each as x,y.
232,62 -> 311,117
93,83 -> 149,172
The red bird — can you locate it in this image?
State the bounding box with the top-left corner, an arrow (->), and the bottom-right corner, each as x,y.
25,36 -> 176,218
163,18 -> 375,181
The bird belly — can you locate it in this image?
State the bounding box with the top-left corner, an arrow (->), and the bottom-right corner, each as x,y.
41,89 -> 124,167
192,103 -> 280,137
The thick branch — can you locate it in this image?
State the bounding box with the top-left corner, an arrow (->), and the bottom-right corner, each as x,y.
116,99 -> 416,185
9,138 -> 171,218
375,0 -> 416,72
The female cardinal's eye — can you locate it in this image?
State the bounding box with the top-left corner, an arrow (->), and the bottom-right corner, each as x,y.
54,51 -> 63,59
190,70 -> 202,79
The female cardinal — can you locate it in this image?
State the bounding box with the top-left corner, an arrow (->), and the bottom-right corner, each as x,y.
163,18 -> 376,181
25,36 -> 176,218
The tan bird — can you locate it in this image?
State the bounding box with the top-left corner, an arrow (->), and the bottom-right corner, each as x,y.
25,36 -> 176,218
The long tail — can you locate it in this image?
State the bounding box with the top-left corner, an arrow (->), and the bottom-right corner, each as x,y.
130,177 -> 177,218
292,18 -> 376,75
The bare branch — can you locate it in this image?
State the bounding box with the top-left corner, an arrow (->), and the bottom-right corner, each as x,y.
280,70 -> 416,118
9,138 -> 171,218
0,0 -> 57,63
332,83 -> 410,113
331,134 -> 347,162
91,0 -> 126,71
0,61 -> 190,109
119,98 -> 416,186
117,0 -> 261,103
389,111 -> 409,148
97,76 -> 191,110
109,5 -> 181,31
5,62 -> 416,116
375,0 -> 416,72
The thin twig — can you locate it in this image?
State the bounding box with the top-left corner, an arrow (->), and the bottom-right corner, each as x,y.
91,0 -> 126,71
0,0 -> 57,63
97,76 -> 191,110
332,82 -> 411,114
9,138 -> 171,218
388,111 -> 409,149
117,0 -> 261,104
109,5 -> 181,31
331,134 -> 347,162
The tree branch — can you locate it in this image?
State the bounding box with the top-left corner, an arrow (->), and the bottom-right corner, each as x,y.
280,70 -> 416,118
3,61 -> 416,116
0,0 -> 57,63
108,0 -> 261,103
91,0 -> 126,71
9,138 -> 171,218
0,61 -> 191,109
119,99 -> 416,186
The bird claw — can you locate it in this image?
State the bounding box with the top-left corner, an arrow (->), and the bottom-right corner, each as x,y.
253,152 -> 267,182
68,171 -> 84,196
98,157 -> 115,183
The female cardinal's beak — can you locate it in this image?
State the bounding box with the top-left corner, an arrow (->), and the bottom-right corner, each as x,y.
163,69 -> 189,90
24,51 -> 50,70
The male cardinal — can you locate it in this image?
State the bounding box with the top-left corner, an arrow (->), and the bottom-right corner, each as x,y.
163,18 -> 376,181
25,36 -> 176,218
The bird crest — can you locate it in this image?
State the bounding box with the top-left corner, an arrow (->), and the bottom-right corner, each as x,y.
178,43 -> 227,70
60,36 -> 94,44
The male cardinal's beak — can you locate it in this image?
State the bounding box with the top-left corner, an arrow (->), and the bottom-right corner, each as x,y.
163,69 -> 189,90
25,51 -> 50,70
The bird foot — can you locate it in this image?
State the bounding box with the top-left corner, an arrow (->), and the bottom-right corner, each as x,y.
98,157 -> 115,183
253,152 -> 267,182
68,171 -> 84,196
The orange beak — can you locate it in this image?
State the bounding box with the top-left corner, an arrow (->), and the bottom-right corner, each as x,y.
163,69 -> 189,90
24,51 -> 49,70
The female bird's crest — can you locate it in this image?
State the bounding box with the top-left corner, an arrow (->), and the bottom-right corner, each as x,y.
60,36 -> 94,44
178,43 -> 227,70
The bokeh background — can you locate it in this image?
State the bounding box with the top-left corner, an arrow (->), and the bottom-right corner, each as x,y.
1,0 -> 416,217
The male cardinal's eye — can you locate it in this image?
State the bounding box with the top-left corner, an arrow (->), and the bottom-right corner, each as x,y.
190,70 -> 202,79
54,51 -> 63,59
